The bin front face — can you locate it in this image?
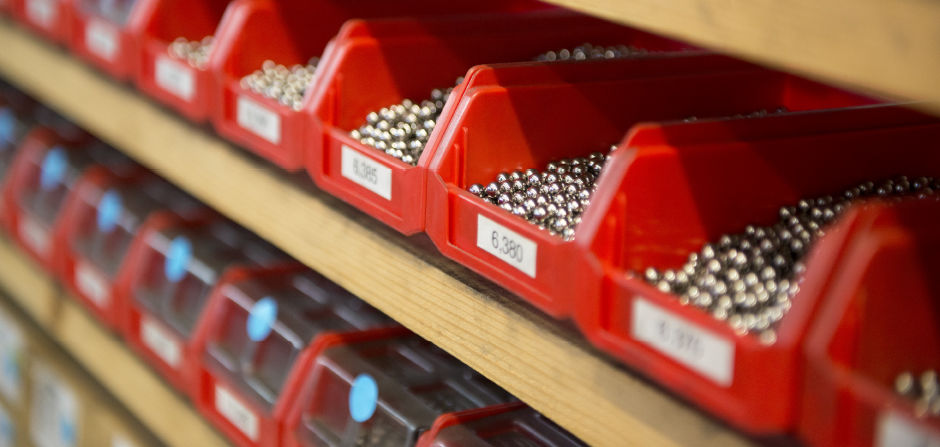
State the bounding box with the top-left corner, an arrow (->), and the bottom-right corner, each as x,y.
69,0 -> 143,79
18,0 -> 73,43
293,334 -> 514,447
420,406 -> 587,447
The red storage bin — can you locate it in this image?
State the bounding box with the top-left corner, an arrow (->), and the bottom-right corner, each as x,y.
283,330 -> 515,447
58,172 -> 203,329
800,200 -> 940,447
417,403 -> 585,447
3,127 -> 135,273
0,96 -> 35,226
117,214 -> 288,392
209,0 -> 545,171
68,0 -> 151,80
425,67 -> 876,319
13,0 -> 73,43
135,0 -> 235,122
305,15 -> 700,235
571,121 -> 940,433
190,264 -> 396,447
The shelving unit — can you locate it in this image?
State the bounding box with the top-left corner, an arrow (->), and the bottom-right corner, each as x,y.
541,0 -> 940,115
0,19 -> 756,447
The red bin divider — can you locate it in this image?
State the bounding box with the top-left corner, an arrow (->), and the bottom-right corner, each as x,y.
67,0 -> 151,80
425,67 -> 875,319
305,14 -> 700,234
799,200 -> 940,447
58,172 -> 204,329
3,127 -> 135,273
416,403 -> 586,447
189,263 -> 396,447
116,213 -> 289,392
571,121 -> 940,433
283,330 -> 516,447
12,0 -> 74,44
208,0 -> 547,171
135,0 -> 237,122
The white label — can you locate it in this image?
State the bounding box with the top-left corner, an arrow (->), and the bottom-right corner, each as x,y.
632,298 -> 734,386
0,404 -> 13,447
340,145 -> 392,200
19,215 -> 50,257
30,363 -> 79,447
236,96 -> 280,144
476,214 -> 537,278
140,316 -> 181,369
75,261 -> 110,308
0,310 -> 24,405
85,19 -> 118,61
26,0 -> 56,29
155,55 -> 195,101
877,411 -> 940,447
215,384 -> 259,441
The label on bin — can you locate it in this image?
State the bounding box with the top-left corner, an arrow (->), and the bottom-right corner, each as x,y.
0,405 -> 13,447
236,95 -> 280,145
30,363 -> 79,447
341,145 -> 392,200
75,261 -> 110,308
140,315 -> 181,369
155,55 -> 195,102
476,214 -> 537,278
632,298 -> 734,386
85,19 -> 119,62
0,310 -> 24,404
877,411 -> 940,447
26,0 -> 57,30
215,384 -> 259,441
19,215 -> 50,257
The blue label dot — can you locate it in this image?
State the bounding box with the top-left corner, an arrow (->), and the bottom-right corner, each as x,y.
246,297 -> 277,342
59,417 -> 75,445
40,147 -> 67,191
349,374 -> 378,423
96,189 -> 122,233
164,236 -> 192,283
0,108 -> 14,145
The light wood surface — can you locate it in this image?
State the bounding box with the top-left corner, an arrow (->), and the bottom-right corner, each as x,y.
542,0 -> 940,115
0,21 -> 759,447
0,236 -> 59,325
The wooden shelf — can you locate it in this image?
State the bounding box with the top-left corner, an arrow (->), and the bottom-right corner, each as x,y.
0,20 -> 758,447
0,235 -> 230,447
542,0 -> 940,115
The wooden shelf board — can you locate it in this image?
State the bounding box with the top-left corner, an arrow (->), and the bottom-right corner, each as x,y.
542,0 -> 940,115
0,21 -> 756,447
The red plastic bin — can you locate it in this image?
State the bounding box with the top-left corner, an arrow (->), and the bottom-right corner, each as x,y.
0,95 -> 35,226
135,0 -> 236,122
190,263 -> 396,447
305,14 -> 699,234
68,0 -> 152,80
283,330 -> 516,447
800,200 -> 940,447
571,121 -> 940,433
3,127 -> 135,273
209,0 -> 546,171
116,214 -> 288,392
417,403 -> 586,447
58,172 -> 203,329
13,0 -> 74,44
425,67 -> 877,319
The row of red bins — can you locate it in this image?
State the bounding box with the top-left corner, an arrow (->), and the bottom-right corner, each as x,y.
0,91 -> 590,447
5,0 -> 940,442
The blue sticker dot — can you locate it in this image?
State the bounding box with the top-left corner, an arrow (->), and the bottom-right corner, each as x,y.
0,108 -> 14,145
59,417 -> 75,445
349,374 -> 378,423
164,236 -> 192,283
96,189 -> 122,233
246,297 -> 277,342
40,147 -> 67,191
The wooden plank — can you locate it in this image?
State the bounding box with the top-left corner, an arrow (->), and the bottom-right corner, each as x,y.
0,22 -> 754,447
542,0 -> 940,115
0,235 -> 59,326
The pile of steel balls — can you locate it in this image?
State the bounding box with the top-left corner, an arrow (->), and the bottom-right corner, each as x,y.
534,43 -> 650,62
642,175 -> 940,343
896,370 -> 940,417
349,81 -> 460,166
468,150 -> 611,240
168,36 -> 214,70
240,58 -> 320,111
